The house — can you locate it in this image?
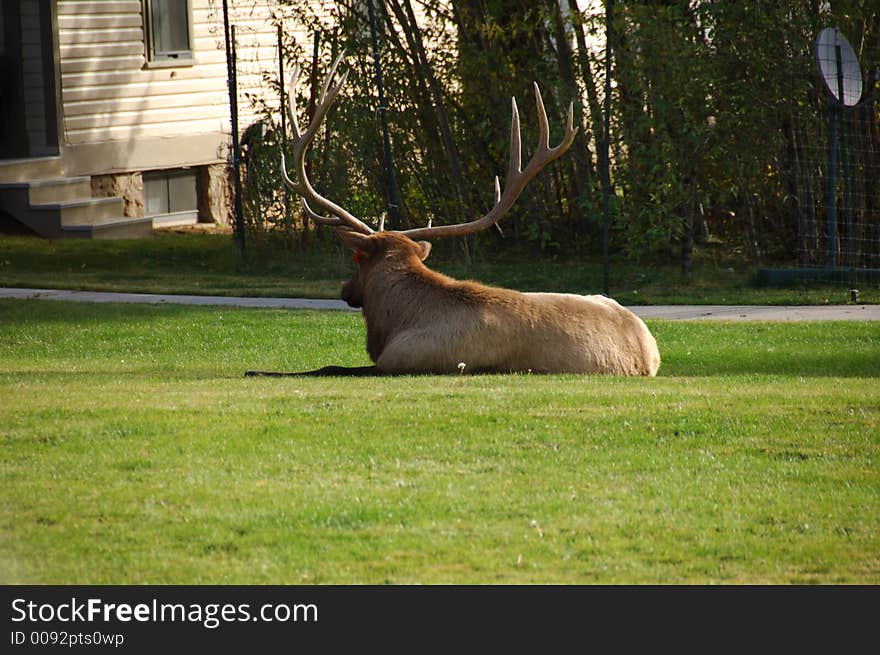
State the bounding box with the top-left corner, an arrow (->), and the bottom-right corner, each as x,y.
0,1 -> 600,240
0,0 -> 302,238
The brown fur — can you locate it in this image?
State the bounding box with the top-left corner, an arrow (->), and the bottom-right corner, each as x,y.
337,230 -> 660,376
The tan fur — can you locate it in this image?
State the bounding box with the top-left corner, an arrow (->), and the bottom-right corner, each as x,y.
339,231 -> 660,376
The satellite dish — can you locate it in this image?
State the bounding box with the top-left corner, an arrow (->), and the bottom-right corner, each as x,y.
815,28 -> 863,106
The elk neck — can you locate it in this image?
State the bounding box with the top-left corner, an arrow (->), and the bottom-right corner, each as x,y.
359,253 -> 506,363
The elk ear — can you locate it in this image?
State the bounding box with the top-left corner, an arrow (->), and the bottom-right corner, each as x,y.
417,241 -> 432,261
336,228 -> 375,256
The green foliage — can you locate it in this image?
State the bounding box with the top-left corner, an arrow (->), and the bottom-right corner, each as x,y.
610,1 -> 879,268
233,1 -> 878,273
1,300 -> 878,583
239,0 -> 596,253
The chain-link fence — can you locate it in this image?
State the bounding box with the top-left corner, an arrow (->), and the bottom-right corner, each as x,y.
756,24 -> 880,287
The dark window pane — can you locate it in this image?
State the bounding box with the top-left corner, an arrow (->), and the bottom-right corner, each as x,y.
144,175 -> 169,216
168,172 -> 197,213
144,170 -> 196,216
151,0 -> 190,56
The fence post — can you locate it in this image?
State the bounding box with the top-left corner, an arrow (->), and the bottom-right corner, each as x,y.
601,0 -> 614,295
222,0 -> 246,257
366,0 -> 404,230
277,24 -> 293,240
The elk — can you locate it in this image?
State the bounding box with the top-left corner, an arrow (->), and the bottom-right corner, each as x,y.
245,54 -> 659,377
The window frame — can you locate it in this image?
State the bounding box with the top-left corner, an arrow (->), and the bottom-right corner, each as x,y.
143,0 -> 195,68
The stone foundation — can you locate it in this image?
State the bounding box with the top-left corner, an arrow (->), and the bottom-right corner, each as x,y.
198,163 -> 233,225
91,172 -> 144,218
91,165 -> 232,225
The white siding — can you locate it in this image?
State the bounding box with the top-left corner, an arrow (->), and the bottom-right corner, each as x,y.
56,0 -> 321,154
210,1 -> 336,133
58,0 -> 219,147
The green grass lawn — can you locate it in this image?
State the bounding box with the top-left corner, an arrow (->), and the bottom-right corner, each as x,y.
1,299 -> 878,583
1,231 -> 876,304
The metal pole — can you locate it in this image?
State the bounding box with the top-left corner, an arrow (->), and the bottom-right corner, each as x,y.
826,105 -> 838,269
601,0 -> 614,295
277,26 -> 286,138
302,32 -> 320,244
277,24 -> 292,236
826,44 -> 844,269
222,1 -> 246,257
827,105 -> 840,268
366,0 -> 403,230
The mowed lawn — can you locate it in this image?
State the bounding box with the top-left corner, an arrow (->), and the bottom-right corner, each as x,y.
0,299 -> 878,584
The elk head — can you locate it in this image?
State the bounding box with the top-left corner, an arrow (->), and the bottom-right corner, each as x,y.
280,53 -> 578,296
337,230 -> 432,308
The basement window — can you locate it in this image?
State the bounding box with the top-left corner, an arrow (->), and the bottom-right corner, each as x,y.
144,169 -> 198,226
144,0 -> 194,67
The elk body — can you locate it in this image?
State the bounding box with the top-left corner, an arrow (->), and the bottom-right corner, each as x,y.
337,230 -> 659,375
246,54 -> 659,377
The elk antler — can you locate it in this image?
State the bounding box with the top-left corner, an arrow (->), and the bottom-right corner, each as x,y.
280,52 -> 375,235
398,84 -> 578,240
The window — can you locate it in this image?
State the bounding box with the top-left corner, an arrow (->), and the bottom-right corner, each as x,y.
144,169 -> 198,226
144,0 -> 193,65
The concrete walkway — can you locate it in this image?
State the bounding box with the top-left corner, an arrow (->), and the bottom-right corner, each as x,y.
0,287 -> 351,311
2,287 -> 878,321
